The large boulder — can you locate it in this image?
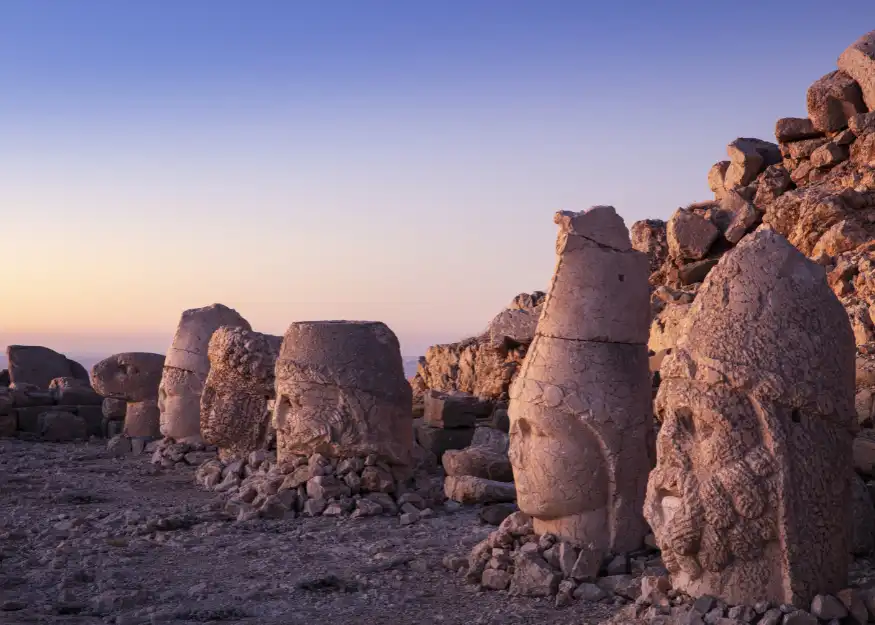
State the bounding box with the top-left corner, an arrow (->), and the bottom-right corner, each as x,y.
838,30 -> 875,111
444,475 -> 516,504
630,219 -> 668,275
807,71 -> 866,132
775,117 -> 824,143
6,346 -> 88,389
667,209 -> 719,261
442,446 -> 513,482
724,138 -> 782,189
49,377 -> 102,406
39,411 -> 87,442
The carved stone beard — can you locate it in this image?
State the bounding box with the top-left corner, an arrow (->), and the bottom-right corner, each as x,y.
655,446 -> 779,580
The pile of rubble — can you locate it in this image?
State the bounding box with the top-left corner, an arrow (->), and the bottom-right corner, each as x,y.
607,586 -> 875,625
447,512 -> 661,607
193,448 -> 445,524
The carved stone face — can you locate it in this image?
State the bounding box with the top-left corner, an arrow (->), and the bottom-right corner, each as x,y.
509,403 -> 608,519
157,367 -> 204,441
645,379 -> 780,588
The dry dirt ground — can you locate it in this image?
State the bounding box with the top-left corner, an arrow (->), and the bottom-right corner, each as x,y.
0,439 -> 618,625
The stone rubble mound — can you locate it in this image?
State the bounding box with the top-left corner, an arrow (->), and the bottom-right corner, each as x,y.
193,448 -> 446,525
449,512 -> 662,607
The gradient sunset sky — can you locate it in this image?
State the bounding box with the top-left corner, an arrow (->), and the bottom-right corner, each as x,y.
2,1 -> 874,359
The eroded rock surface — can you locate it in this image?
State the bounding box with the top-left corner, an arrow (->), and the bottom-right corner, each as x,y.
200,327 -> 281,460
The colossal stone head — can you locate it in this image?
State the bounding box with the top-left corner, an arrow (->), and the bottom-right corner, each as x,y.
90,352 -> 165,402
158,303 -> 250,442
274,320 -> 413,467
644,228 -> 855,606
200,326 -> 281,460
508,206 -> 653,552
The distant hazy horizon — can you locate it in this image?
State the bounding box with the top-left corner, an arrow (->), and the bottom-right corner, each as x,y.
3,1 -> 874,362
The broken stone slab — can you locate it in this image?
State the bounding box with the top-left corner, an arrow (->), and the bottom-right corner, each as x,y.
807,70 -> 867,132
849,111 -> 875,135
630,219 -> 668,275
444,475 -> 516,504
678,258 -> 720,286
102,398 -> 126,420
810,141 -> 850,169
414,421 -> 474,459
200,327 -> 281,460
645,228 -> 855,606
508,552 -> 561,597
49,377 -> 103,406
775,118 -> 824,143
718,190 -> 760,245
708,161 -> 730,200
90,353 -> 165,402
724,138 -> 782,189
6,346 -> 89,389
470,426 -> 509,453
667,209 -> 719,261
441,446 -> 513,482
274,321 -> 413,467
39,411 -> 87,442
422,390 -> 489,429
838,30 -> 875,111
754,165 -> 792,206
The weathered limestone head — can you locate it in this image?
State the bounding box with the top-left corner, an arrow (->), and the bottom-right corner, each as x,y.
509,206 -> 653,552
274,320 -> 413,466
164,304 -> 251,374
158,303 -> 250,442
644,228 -> 855,606
90,352 -> 166,402
200,327 -> 281,459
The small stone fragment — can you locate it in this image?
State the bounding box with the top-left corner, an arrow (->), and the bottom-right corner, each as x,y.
810,595 -> 848,620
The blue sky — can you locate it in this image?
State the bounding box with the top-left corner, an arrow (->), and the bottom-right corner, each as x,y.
1,1 -> 873,359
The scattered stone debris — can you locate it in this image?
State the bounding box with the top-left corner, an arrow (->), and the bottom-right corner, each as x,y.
454,511 -> 662,607
194,448 -> 446,524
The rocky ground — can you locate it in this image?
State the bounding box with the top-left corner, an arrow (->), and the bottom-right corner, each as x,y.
0,439 -> 618,625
